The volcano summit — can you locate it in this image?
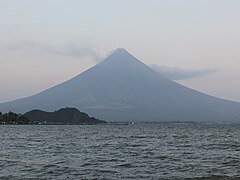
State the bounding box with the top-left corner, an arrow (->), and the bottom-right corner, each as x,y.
1,48 -> 240,122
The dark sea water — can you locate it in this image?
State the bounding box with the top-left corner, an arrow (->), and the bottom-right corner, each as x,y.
0,123 -> 240,179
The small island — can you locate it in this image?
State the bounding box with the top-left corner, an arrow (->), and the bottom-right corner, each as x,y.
0,107 -> 106,125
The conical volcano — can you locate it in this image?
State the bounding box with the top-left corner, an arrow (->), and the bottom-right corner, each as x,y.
1,48 -> 240,122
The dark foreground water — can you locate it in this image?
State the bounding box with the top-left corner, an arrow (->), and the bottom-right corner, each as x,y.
0,123 -> 240,179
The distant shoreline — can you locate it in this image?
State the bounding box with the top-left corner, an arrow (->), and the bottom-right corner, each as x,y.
1,121 -> 240,125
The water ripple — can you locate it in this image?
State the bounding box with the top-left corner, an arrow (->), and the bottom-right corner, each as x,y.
0,124 -> 240,179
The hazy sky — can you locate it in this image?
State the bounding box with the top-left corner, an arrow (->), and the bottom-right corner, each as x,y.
1,0 -> 240,103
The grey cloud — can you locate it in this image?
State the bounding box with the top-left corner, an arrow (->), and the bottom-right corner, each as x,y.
149,64 -> 219,80
2,40 -> 102,62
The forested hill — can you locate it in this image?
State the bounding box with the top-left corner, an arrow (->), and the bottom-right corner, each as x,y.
24,107 -> 106,125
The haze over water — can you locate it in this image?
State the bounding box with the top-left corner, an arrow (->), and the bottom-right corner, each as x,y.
1,123 -> 240,179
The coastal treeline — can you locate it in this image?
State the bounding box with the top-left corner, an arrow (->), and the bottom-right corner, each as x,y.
0,111 -> 30,124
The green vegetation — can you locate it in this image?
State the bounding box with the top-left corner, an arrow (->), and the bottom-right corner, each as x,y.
0,108 -> 106,125
0,111 -> 30,124
24,107 -> 106,125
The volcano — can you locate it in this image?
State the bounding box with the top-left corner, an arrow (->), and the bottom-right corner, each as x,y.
1,48 -> 240,122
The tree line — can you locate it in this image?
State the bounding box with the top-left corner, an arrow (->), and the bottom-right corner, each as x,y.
0,111 -> 30,124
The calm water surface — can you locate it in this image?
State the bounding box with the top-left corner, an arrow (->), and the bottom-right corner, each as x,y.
0,123 -> 240,179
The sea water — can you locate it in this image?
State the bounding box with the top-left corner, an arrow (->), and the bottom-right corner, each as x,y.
0,123 -> 240,179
